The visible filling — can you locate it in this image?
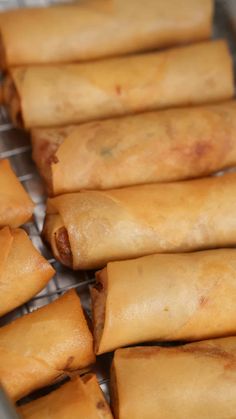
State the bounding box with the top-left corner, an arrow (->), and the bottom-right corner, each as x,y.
91,269 -> 107,354
3,74 -> 23,127
55,226 -> 73,268
42,214 -> 74,269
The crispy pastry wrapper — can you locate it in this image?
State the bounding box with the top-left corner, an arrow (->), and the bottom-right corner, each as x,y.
3,40 -> 233,129
0,159 -> 34,227
91,250 -> 236,354
0,290 -> 95,401
0,226 -> 54,317
0,0 -> 213,69
43,173 -> 236,270
111,339 -> 236,419
32,101 -> 236,195
19,374 -> 112,419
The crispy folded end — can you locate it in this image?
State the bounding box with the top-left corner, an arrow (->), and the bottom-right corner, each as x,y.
0,159 -> 34,228
19,374 -> 112,419
0,290 -> 95,401
91,268 -> 108,355
2,73 -> 23,128
82,373 -> 113,418
0,348 -> 66,403
0,226 -> 55,317
110,358 -> 119,419
31,127 -> 72,196
42,214 -> 73,269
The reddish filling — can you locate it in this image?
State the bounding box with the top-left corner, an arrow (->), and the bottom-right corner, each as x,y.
55,227 -> 73,267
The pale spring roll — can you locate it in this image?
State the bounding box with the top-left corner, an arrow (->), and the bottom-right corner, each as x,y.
0,290 -> 95,401
32,101 -> 236,195
91,250 -> 236,354
3,40 -> 233,129
0,0 -> 213,69
43,173 -> 236,270
111,340 -> 236,419
0,159 -> 34,227
19,374 -> 112,419
0,226 -> 55,317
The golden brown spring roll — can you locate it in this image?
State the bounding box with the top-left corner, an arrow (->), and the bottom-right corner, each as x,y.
0,159 -> 34,227
19,374 -> 112,419
3,40 -> 233,129
111,340 -> 236,419
0,226 -> 55,317
32,101 -> 236,195
92,250 -> 236,354
43,173 -> 236,270
0,0 -> 213,69
0,290 -> 95,401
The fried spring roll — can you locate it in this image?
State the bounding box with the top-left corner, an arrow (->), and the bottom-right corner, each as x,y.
0,159 -> 34,227
32,101 -> 236,195
0,226 -> 55,317
111,341 -> 236,419
43,173 -> 236,270
0,290 -> 95,401
19,374 -> 112,419
92,250 -> 236,354
0,0 -> 213,69
3,40 -> 233,129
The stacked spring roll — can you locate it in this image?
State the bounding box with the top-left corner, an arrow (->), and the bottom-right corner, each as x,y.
91,250 -> 236,353
3,40 -> 233,128
32,101 -> 236,195
0,0 -> 213,68
43,173 -> 236,269
111,339 -> 236,419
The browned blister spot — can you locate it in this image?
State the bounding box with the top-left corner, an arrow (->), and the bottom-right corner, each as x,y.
48,154 -> 59,165
38,139 -> 59,166
193,141 -> 212,158
181,344 -> 236,365
199,295 -> 209,307
93,281 -> 104,292
96,400 -> 106,410
121,344 -> 236,367
64,356 -> 75,371
115,85 -> 122,95
224,361 -> 236,370
121,346 -> 162,359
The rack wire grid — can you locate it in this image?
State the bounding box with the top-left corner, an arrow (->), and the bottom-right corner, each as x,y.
0,0 -> 236,408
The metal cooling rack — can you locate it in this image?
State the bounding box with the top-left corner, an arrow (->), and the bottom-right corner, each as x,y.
0,0 -> 236,411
